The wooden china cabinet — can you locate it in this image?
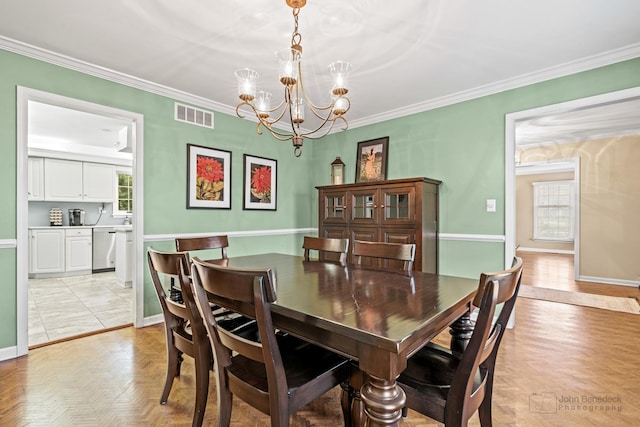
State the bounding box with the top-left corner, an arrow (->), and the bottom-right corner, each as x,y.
316,177 -> 441,273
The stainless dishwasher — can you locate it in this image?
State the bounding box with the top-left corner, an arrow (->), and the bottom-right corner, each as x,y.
92,227 -> 116,272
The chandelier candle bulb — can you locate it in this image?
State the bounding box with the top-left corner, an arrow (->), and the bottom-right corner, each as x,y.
235,68 -> 259,101
292,99 -> 305,124
277,48 -> 300,86
329,61 -> 352,95
256,91 -> 272,118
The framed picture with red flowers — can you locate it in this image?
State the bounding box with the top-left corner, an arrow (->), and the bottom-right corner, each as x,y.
243,154 -> 277,210
187,144 -> 231,209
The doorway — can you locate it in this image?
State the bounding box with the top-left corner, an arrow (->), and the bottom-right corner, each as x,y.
16,87 -> 145,356
505,86 -> 640,287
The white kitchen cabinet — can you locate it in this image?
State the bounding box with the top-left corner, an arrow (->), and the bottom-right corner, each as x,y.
115,229 -> 133,287
44,158 -> 83,201
65,228 -> 93,272
28,157 -> 44,201
83,162 -> 115,202
44,158 -> 114,202
29,228 -> 65,275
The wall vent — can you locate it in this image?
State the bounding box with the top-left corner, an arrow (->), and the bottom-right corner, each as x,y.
174,103 -> 214,129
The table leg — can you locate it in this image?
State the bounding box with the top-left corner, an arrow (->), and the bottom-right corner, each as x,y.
360,375 -> 406,427
449,308 -> 474,359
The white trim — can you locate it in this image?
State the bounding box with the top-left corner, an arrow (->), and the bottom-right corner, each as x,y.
438,233 -> 505,243
506,86 -> 640,283
27,147 -> 133,167
16,87 -> 145,356
578,276 -> 640,287
1,36 -> 234,117
143,314 -> 164,327
515,159 -> 577,175
2,36 -> 640,133
0,346 -> 17,362
348,43 -> 640,130
516,247 -> 575,255
144,228 -> 316,243
0,239 -> 17,248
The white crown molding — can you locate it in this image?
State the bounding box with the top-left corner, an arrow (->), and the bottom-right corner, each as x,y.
0,36 -> 236,116
3,36 -> 639,128
348,43 -> 640,130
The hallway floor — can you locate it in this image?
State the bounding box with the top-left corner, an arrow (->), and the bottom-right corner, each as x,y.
28,271 -> 133,347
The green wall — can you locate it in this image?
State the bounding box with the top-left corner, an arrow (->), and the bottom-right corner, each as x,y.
1,46 -> 639,352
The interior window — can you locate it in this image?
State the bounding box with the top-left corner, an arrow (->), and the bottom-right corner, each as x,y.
532,180 -> 575,241
114,170 -> 133,216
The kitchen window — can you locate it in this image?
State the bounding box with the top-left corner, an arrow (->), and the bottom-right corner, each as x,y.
532,180 -> 575,241
114,169 -> 133,217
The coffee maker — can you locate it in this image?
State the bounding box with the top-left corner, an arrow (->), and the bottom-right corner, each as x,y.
68,209 -> 85,226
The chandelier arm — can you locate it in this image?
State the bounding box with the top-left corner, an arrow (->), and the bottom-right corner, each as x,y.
297,119 -> 338,140
337,115 -> 349,131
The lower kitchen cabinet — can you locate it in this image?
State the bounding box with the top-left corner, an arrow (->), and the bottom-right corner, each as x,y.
65,228 -> 93,272
115,230 -> 133,287
29,229 -> 65,275
29,227 -> 93,277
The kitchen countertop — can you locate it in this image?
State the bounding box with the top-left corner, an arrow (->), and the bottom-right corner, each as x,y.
29,225 -> 133,230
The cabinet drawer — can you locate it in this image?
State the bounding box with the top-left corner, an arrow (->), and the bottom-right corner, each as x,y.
66,228 -> 92,237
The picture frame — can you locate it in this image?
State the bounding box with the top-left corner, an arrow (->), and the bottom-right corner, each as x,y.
186,143 -> 231,209
243,154 -> 277,210
355,136 -> 389,182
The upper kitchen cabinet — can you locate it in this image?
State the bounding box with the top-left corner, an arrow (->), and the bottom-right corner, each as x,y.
44,158 -> 114,202
28,157 -> 44,201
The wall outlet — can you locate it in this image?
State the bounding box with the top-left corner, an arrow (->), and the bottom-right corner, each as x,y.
486,199 -> 496,213
99,207 -> 107,214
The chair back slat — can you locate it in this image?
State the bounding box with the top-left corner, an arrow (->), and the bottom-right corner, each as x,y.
302,236 -> 349,265
352,240 -> 416,271
176,235 -> 229,255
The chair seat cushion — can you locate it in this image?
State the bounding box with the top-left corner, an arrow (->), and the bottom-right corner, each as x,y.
398,343 -> 484,421
227,334 -> 348,393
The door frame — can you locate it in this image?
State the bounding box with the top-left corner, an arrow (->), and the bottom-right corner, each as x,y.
16,87 -> 145,356
504,86 -> 640,273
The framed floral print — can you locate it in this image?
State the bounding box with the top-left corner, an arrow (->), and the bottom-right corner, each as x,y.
243,154 -> 277,210
355,136 -> 389,182
187,144 -> 231,209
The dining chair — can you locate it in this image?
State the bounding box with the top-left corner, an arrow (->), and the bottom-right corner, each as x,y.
189,257 -> 351,427
352,240 -> 416,271
302,236 -> 349,265
147,248 -> 212,427
176,235 -> 254,324
176,235 -> 229,260
397,257 -> 524,427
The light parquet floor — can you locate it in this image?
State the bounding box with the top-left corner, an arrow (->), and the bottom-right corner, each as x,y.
2,254 -> 640,426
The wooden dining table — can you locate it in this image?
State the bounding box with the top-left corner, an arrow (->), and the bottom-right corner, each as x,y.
203,253 -> 478,427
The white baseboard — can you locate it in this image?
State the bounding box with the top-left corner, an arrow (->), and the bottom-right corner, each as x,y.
516,247 -> 574,255
142,314 -> 164,327
0,346 -> 18,362
578,275 -> 640,287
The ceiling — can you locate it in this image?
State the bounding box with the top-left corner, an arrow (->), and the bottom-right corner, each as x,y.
3,0 -> 640,147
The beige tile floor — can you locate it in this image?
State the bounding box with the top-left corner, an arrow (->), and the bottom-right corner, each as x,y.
28,271 -> 133,346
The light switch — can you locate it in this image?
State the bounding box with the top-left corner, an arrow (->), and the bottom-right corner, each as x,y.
486,199 -> 496,213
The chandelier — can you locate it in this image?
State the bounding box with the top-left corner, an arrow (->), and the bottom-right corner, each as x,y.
234,0 -> 352,157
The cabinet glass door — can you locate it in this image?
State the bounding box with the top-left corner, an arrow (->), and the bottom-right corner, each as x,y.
350,190 -> 378,224
382,186 -> 415,224
322,192 -> 347,223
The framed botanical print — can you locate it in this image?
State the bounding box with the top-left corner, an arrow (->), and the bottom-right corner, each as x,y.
355,136 -> 389,182
243,154 -> 277,210
186,144 -> 231,209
